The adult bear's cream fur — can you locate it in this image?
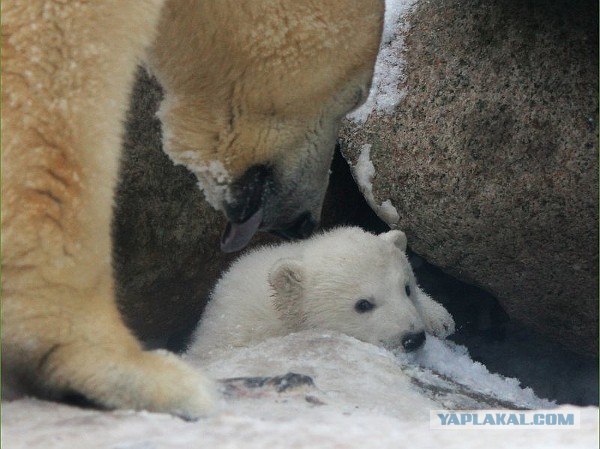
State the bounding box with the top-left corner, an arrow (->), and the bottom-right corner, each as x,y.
1,0 -> 384,419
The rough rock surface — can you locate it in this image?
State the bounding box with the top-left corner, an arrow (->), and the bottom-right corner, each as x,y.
340,0 -> 598,355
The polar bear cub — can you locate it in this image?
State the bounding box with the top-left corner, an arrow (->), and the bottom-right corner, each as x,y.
187,227 -> 454,359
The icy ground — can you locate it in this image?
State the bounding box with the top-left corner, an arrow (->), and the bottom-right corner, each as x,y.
3,332 -> 597,448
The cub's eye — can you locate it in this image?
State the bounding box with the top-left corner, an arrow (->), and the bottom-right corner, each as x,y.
355,299 -> 375,313
405,284 -> 411,297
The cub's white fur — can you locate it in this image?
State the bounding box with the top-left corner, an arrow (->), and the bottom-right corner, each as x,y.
188,227 -> 455,359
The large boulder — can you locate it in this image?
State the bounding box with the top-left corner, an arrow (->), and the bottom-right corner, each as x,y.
340,0 -> 598,355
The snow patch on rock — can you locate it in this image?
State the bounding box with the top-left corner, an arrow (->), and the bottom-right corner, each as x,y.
347,0 -> 418,123
399,336 -> 556,409
354,144 -> 400,225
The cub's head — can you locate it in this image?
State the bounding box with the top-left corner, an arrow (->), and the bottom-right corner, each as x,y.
150,1 -> 384,251
268,228 -> 427,352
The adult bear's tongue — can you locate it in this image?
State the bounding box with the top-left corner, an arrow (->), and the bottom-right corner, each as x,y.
220,208 -> 263,253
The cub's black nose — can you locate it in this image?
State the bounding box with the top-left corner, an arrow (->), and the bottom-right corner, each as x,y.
272,212 -> 317,240
401,331 -> 426,352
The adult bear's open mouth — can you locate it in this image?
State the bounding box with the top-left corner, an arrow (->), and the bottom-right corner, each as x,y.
219,163 -> 321,252
220,165 -> 270,252
220,207 -> 263,253
220,209 -> 318,253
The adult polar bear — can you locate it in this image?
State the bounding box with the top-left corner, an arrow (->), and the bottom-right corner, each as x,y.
1,1 -> 384,419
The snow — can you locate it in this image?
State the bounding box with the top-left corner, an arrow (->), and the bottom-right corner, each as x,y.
173,154 -> 231,211
398,336 -> 555,409
3,332 -> 596,448
347,0 -> 417,123
156,96 -> 232,211
354,144 -> 400,225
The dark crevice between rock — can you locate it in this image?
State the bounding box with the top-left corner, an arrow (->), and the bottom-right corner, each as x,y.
326,142 -> 598,407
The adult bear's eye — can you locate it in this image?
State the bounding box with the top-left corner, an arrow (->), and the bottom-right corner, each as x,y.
355,299 -> 375,313
405,284 -> 411,296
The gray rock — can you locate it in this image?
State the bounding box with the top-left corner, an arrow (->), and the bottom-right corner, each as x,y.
340,0 -> 598,355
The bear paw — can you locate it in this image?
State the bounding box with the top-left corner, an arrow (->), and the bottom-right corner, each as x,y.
421,301 -> 455,338
144,349 -> 218,420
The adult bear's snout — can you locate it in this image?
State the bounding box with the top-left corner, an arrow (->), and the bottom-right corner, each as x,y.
221,165 -> 272,253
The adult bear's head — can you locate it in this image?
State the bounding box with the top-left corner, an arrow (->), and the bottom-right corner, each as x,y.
149,0 -> 384,251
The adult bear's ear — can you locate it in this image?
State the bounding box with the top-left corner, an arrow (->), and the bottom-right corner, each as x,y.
380,230 -> 407,252
269,258 -> 306,329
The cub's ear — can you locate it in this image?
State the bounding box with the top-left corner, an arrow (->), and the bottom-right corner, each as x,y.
380,230 -> 407,252
269,258 -> 306,329
268,258 -> 305,298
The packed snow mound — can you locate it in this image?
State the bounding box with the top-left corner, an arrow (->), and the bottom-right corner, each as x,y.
398,336 -> 556,409
4,332 -> 596,449
194,332 -> 554,411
